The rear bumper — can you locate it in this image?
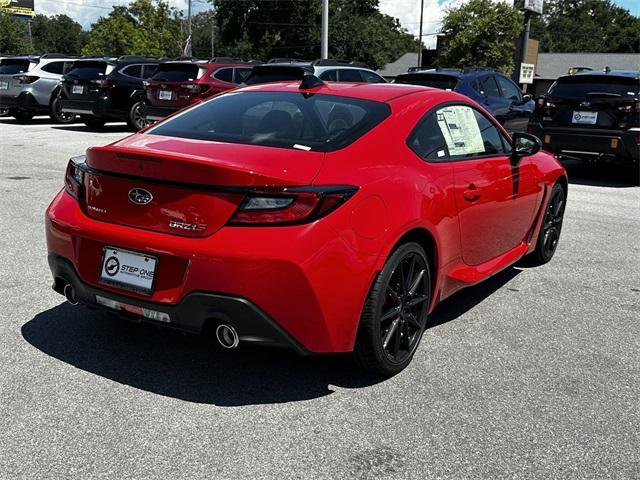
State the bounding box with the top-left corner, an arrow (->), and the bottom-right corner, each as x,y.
61,96 -> 115,118
529,123 -> 640,162
144,104 -> 179,121
48,253 -> 309,354
0,91 -> 48,112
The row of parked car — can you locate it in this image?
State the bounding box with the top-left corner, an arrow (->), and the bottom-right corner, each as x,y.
1,53 -> 638,165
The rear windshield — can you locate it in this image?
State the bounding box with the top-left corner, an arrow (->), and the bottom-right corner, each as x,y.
0,60 -> 31,74
151,63 -> 200,82
245,66 -> 308,85
66,61 -> 110,80
395,74 -> 459,91
549,75 -> 640,99
148,91 -> 391,152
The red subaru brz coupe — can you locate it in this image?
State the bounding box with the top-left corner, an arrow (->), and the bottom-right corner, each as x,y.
45,77 -> 567,375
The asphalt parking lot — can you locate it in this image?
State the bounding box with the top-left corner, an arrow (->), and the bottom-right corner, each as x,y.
0,117 -> 639,479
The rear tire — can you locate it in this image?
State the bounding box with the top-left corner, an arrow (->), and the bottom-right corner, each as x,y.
0,107 -> 9,117
353,242 -> 431,376
81,115 -> 106,130
127,100 -> 148,131
12,110 -> 33,123
526,182 -> 566,266
50,94 -> 76,124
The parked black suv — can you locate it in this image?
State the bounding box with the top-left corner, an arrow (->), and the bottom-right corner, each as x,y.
59,56 -> 159,130
529,69 -> 639,165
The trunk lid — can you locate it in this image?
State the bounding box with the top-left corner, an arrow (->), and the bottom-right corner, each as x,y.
146,63 -> 207,109
83,134 -> 324,236
62,60 -> 114,101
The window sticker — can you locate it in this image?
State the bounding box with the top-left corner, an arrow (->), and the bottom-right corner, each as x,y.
435,106 -> 484,156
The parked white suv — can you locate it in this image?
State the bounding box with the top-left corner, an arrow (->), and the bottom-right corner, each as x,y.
0,54 -> 78,123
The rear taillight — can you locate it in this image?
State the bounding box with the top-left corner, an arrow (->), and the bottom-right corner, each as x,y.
535,97 -> 556,113
617,101 -> 640,113
14,75 -> 39,84
64,155 -> 86,200
182,83 -> 210,95
228,186 -> 358,226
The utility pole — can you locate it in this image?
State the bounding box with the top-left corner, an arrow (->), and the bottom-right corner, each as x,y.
27,20 -> 33,53
514,9 -> 531,85
211,0 -> 215,57
321,0 -> 329,59
186,0 -> 193,57
417,0 -> 424,68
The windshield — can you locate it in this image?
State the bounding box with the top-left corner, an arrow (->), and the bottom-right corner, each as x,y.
549,75 -> 640,99
66,61 -> 110,80
148,91 -> 391,152
151,64 -> 200,82
395,74 -> 459,91
0,60 -> 31,75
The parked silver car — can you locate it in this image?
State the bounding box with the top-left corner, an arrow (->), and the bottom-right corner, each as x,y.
0,54 -> 78,123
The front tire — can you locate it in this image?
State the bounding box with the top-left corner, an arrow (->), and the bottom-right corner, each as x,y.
353,242 -> 431,376
527,182 -> 566,265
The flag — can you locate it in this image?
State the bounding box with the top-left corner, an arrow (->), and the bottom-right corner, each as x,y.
182,35 -> 192,57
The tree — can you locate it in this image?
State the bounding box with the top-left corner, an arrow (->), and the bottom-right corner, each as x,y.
213,0 -> 417,69
83,0 -> 182,57
438,0 -> 523,74
31,14 -> 87,54
191,10 -> 216,59
0,12 -> 27,54
529,0 -> 640,53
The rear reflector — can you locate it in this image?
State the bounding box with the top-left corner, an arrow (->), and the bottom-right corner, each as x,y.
96,295 -> 171,323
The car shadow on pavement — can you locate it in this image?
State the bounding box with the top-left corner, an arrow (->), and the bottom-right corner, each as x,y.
22,267 -> 521,406
0,117 -> 59,126
52,124 -> 131,134
561,159 -> 639,188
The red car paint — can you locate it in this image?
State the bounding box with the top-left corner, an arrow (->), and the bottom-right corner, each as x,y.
46,82 -> 566,353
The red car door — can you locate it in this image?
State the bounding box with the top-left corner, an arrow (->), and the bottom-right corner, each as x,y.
433,104 -> 539,265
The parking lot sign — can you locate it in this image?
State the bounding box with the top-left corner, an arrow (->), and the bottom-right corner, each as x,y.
524,0 -> 543,14
519,63 -> 535,84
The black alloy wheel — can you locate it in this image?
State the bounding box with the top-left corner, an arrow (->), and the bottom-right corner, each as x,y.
354,242 -> 431,376
127,100 -> 148,131
50,94 -> 76,124
527,182 -> 566,265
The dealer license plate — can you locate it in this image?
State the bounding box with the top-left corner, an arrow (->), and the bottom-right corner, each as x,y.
572,111 -> 598,125
159,90 -> 172,100
99,247 -> 157,295
0,81 -> 9,90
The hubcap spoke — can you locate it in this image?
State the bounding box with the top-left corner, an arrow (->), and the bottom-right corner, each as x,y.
381,305 -> 401,323
406,312 -> 423,329
406,294 -> 429,308
383,318 -> 400,349
408,269 -> 425,296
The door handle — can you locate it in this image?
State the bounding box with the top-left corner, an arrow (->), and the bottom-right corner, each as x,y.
463,184 -> 480,202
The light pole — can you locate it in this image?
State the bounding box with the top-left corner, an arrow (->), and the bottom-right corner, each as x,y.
321,0 -> 329,59
417,0 -> 424,68
186,0 -> 193,57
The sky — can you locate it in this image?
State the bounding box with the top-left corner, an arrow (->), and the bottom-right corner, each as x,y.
36,0 -> 640,47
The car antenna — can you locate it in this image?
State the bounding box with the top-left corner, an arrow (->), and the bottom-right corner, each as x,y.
299,74 -> 325,90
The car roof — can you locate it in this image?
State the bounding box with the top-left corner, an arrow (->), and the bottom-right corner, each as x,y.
565,69 -> 639,79
399,68 -> 506,80
237,81 -> 438,102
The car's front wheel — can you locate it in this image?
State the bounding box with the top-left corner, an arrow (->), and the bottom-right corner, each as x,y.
526,182 -> 566,265
353,242 -> 431,376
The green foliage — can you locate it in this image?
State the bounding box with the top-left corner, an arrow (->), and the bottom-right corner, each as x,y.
530,0 -> 640,53
31,14 -> 87,54
0,11 -> 27,54
438,0 -> 523,74
82,0 -> 182,57
213,0 -> 417,69
190,10 -> 216,59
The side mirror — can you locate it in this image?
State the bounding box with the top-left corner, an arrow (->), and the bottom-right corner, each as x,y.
522,93 -> 533,102
512,132 -> 542,158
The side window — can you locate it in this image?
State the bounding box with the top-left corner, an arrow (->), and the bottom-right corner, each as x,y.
142,64 -> 158,79
213,67 -> 233,83
478,75 -> 500,98
408,104 -> 510,161
234,68 -> 252,84
63,62 -> 75,74
123,64 -> 142,78
318,70 -> 338,81
495,75 -> 522,101
41,62 -> 65,74
338,69 -> 363,82
359,70 -> 386,83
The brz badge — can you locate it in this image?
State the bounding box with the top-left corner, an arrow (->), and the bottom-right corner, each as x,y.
128,188 -> 153,205
169,220 -> 207,232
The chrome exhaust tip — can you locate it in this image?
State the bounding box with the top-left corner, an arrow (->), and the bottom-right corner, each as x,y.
63,284 -> 79,306
215,324 -> 239,349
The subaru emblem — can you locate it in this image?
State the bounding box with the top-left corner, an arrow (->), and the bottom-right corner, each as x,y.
128,188 -> 153,205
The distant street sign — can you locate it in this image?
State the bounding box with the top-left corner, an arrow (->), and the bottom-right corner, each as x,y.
0,0 -> 35,17
520,63 -> 535,84
524,0 -> 543,15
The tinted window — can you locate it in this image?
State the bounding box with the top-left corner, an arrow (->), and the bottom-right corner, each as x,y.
151,64 -> 200,82
395,73 -> 459,90
142,64 -> 158,78
549,75 -> 640,99
235,68 -> 252,84
360,70 -> 386,83
148,91 -> 390,152
41,61 -> 65,75
408,104 -> 509,161
0,60 -> 31,74
478,75 -> 501,97
338,69 -> 363,82
496,75 -> 522,101
65,61 -> 109,80
245,66 -> 307,85
318,70 -> 338,81
214,67 -> 233,83
123,64 -> 142,78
